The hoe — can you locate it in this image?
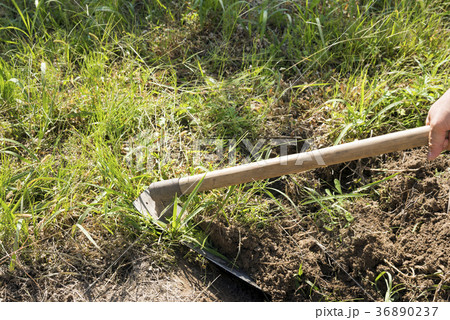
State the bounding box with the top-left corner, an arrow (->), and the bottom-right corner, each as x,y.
134,126 -> 430,221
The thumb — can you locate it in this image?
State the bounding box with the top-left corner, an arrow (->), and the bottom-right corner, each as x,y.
428,125 -> 448,160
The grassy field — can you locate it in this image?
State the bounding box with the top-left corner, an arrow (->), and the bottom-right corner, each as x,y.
0,0 -> 449,301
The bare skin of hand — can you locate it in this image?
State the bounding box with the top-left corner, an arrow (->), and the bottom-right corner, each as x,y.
426,88 -> 450,160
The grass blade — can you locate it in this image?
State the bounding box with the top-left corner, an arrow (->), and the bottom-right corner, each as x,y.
75,223 -> 103,252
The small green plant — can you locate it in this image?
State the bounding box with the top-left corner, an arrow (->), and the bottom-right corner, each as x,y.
295,262 -> 304,287
375,271 -> 405,302
141,177 -> 208,245
301,179 -> 360,230
299,172 -> 401,230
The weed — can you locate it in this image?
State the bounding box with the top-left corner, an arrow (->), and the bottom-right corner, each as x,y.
300,179 -> 360,230
375,271 -> 405,302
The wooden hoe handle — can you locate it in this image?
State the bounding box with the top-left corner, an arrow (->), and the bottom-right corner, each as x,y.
146,126 -> 430,200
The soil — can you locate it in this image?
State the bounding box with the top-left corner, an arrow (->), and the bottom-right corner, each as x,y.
1,148 -> 448,301
0,233 -> 265,301
201,148 -> 450,301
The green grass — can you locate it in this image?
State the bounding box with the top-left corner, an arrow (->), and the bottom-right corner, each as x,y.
375,271 -> 405,302
0,0 -> 449,300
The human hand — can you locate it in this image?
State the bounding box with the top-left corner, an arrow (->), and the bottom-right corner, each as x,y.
426,88 -> 450,160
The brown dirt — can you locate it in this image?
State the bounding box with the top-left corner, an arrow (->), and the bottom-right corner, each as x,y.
200,148 -> 450,301
0,232 -> 265,302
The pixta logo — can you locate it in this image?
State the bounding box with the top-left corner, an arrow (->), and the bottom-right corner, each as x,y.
124,132 -> 324,171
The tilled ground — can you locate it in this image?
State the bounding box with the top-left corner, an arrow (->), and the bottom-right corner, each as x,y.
202,149 -> 450,301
